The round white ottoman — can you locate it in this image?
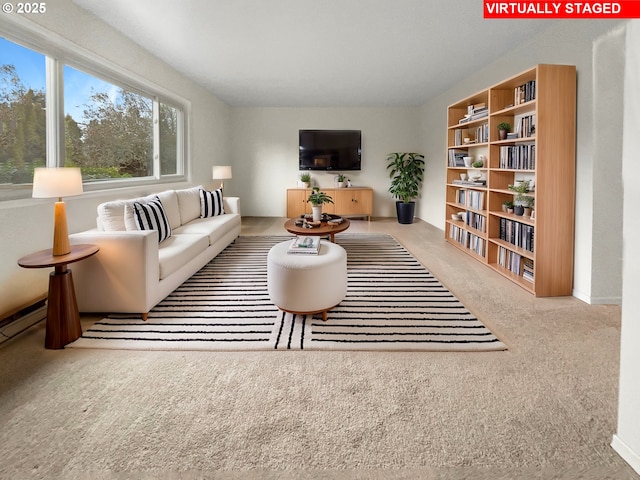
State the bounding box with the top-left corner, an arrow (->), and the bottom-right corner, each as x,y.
267,240 -> 347,321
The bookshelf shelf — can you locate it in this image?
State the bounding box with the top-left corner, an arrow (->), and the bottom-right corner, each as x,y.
445,64 -> 576,296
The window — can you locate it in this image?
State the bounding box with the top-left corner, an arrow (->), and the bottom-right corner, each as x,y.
0,34 -> 186,197
64,65 -> 154,181
0,39 -> 46,185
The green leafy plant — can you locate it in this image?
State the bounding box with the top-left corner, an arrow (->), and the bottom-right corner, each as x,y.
472,160 -> 484,168
386,152 -> 426,204
307,187 -> 334,206
300,172 -> 311,183
337,173 -> 346,182
508,180 -> 531,205
497,122 -> 511,132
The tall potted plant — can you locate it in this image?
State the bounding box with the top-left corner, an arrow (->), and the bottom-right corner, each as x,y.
386,152 -> 426,224
307,187 -> 334,221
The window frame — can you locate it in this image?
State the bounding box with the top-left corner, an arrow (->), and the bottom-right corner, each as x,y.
0,16 -> 190,199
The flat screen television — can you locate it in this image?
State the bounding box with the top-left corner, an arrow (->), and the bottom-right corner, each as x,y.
299,129 -> 361,171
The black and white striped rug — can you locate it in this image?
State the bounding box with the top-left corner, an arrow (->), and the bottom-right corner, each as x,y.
69,234 -> 506,352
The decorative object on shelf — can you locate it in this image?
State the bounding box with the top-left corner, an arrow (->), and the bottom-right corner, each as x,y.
497,122 -> 511,141
508,180 -> 531,216
299,172 -> 311,188
307,187 -> 334,222
32,167 -> 84,256
502,200 -> 514,213
467,169 -> 485,183
523,196 -> 535,217
472,155 -> 485,168
336,173 -> 346,188
463,156 -> 473,167
386,152 -> 426,224
212,165 -> 232,191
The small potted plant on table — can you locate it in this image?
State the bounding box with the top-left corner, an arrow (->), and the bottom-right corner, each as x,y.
307,187 -> 334,222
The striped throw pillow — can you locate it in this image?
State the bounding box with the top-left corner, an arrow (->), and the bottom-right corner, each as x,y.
200,188 -> 225,218
133,196 -> 171,243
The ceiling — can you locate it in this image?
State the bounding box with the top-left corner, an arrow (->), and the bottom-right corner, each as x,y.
73,0 -> 557,107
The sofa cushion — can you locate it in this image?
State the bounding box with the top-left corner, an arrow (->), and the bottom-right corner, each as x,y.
176,185 -> 203,225
200,188 -> 225,217
172,213 -> 241,245
133,197 -> 172,243
158,234 -> 209,280
124,191 -> 181,231
98,190 -> 180,231
97,199 -> 130,231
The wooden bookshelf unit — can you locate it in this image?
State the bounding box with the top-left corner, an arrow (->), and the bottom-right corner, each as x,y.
445,64 -> 576,296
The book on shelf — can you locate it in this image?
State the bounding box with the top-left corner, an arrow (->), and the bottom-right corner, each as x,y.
522,258 -> 535,283
449,149 -> 467,167
499,144 -> 536,170
514,81 -> 536,105
452,179 -> 486,186
515,114 -> 536,138
499,218 -> 535,253
456,189 -> 486,210
288,236 -> 320,254
459,104 -> 488,124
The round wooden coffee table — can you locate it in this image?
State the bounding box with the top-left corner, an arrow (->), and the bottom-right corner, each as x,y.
284,217 -> 350,242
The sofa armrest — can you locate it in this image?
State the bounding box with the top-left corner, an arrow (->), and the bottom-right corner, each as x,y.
224,196 -> 240,215
68,230 -> 160,315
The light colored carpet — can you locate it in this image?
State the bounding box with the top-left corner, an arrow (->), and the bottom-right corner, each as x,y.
0,219 -> 635,479
69,235 -> 506,352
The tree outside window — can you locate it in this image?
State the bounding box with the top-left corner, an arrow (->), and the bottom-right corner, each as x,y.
0,36 -> 183,192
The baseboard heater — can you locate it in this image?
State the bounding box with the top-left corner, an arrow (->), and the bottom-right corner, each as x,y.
0,297 -> 47,344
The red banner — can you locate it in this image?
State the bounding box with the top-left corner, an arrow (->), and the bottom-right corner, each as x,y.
484,1 -> 640,18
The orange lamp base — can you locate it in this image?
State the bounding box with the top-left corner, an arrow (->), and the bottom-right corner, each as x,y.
52,200 -> 71,256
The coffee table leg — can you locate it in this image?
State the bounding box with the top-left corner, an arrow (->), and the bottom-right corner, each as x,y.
45,268 -> 82,349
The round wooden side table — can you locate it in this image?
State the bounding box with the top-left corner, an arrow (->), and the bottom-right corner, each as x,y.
18,244 -> 99,349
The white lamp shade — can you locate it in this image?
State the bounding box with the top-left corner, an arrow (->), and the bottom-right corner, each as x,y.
32,167 -> 83,199
212,165 -> 232,180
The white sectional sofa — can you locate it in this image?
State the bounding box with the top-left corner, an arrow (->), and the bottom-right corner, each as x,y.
69,185 -> 241,319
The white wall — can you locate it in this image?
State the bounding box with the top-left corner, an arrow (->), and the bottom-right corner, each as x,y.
0,1 -> 231,316
612,20 -> 640,476
230,107 -> 420,217
417,20 -> 624,304
591,26 -> 625,304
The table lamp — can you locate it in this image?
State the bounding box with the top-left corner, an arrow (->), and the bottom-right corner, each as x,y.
212,165 -> 232,190
32,167 -> 83,256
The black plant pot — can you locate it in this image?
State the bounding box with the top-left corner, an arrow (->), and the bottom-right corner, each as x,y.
396,201 -> 415,224
513,205 -> 525,216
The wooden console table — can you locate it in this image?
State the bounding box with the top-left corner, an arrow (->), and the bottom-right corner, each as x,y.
286,187 -> 373,220
18,244 -> 99,349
